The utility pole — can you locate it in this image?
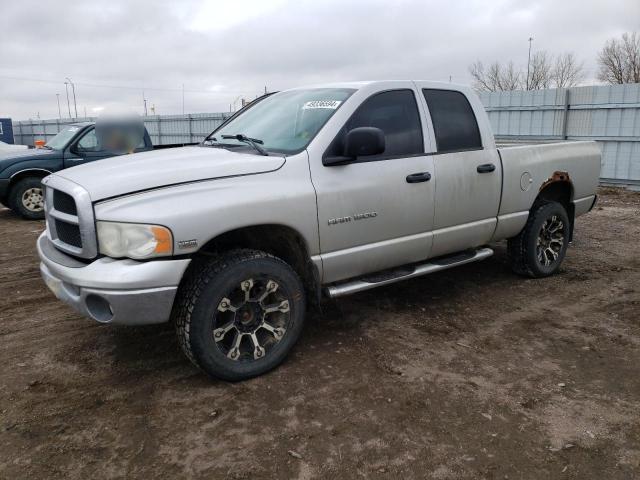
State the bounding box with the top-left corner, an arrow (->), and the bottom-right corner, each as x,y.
64,82 -> 71,118
264,86 -> 267,95
526,37 -> 533,91
65,77 -> 77,118
56,94 -> 61,119
142,91 -> 148,116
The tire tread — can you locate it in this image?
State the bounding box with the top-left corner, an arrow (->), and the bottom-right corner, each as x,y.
508,200 -> 568,278
172,249 -> 292,375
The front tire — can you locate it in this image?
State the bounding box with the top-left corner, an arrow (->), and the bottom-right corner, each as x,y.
508,201 -> 570,278
173,249 -> 306,381
9,177 -> 45,220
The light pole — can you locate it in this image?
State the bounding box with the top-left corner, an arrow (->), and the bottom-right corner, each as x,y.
526,37 -> 533,91
65,77 -> 78,118
56,93 -> 61,119
64,82 -> 71,118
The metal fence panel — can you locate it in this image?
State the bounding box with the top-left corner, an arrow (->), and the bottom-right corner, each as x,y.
12,84 -> 640,188
12,113 -> 232,148
479,83 -> 640,188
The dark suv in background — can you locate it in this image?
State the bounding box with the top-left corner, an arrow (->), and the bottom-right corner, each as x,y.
0,122 -> 152,219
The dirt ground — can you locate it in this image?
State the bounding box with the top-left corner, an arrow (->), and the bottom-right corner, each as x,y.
1,187 -> 639,480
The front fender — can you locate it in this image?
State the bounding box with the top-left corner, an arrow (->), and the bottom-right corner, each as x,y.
93,153 -> 320,258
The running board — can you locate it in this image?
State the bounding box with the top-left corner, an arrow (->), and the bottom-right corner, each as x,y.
326,247 -> 494,298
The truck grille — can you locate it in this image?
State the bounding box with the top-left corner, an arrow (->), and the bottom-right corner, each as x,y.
52,190 -> 78,216
54,219 -> 83,248
42,176 -> 98,259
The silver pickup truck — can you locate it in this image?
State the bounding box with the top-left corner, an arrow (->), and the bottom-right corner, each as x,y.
38,81 -> 600,381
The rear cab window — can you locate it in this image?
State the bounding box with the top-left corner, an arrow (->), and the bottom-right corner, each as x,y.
422,89 -> 482,153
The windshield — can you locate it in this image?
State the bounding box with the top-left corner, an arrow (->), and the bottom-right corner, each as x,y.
45,125 -> 82,150
208,88 -> 355,154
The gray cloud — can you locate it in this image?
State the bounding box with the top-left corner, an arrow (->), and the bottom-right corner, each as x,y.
0,0 -> 637,120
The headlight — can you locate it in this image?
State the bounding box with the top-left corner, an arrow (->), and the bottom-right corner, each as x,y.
97,221 -> 173,259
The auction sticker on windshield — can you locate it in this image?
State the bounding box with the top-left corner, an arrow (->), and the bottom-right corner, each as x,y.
302,100 -> 342,110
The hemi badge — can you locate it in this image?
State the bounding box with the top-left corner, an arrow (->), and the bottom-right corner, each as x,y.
178,239 -> 198,249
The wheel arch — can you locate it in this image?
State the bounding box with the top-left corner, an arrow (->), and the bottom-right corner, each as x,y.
193,224 -> 321,308
535,172 -> 574,239
8,168 -> 52,192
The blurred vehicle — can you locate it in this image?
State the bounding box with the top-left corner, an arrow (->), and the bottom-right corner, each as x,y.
0,122 -> 152,219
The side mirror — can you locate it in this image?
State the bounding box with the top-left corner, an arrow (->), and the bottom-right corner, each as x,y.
323,127 -> 385,166
344,127 -> 385,158
69,143 -> 80,155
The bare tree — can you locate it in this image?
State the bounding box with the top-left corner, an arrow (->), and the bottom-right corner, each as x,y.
469,61 -> 522,92
552,52 -> 585,88
500,61 -> 522,90
527,51 -> 553,90
469,61 -> 494,91
470,51 -> 584,92
597,32 -> 640,84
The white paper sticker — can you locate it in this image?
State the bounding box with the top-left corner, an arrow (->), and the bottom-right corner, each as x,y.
302,100 -> 342,110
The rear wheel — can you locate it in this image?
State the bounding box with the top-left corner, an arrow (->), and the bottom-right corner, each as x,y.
508,201 -> 570,278
173,249 -> 306,381
9,177 -> 45,220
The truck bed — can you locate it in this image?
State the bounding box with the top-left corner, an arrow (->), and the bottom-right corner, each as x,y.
496,140 -> 601,218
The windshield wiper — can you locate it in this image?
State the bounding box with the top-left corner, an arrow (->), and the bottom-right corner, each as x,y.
221,134 -> 268,156
202,137 -> 228,148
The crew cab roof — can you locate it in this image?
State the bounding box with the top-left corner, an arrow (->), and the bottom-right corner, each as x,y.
287,80 -> 469,91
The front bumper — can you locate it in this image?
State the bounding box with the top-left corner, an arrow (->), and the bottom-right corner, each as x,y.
37,233 -> 191,325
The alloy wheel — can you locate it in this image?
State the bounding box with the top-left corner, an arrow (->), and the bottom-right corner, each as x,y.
213,278 -> 291,361
536,215 -> 565,267
21,187 -> 44,212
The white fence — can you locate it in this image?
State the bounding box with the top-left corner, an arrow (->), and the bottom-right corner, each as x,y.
12,83 -> 640,188
479,83 -> 640,188
12,112 -> 232,148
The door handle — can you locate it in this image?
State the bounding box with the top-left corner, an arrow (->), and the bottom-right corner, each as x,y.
406,172 -> 432,183
477,163 -> 496,173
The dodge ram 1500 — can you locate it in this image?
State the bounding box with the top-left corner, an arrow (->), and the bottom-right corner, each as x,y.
37,81 -> 600,381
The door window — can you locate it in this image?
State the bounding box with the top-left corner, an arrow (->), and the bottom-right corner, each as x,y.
76,128 -> 102,152
422,89 -> 482,153
326,89 -> 424,161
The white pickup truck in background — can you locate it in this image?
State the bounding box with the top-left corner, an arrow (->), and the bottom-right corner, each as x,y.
38,81 -> 601,381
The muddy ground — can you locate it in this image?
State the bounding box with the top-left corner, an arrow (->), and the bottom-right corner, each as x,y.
1,187 -> 639,479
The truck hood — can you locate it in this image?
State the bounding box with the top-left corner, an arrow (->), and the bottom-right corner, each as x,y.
0,148 -> 57,173
54,146 -> 286,201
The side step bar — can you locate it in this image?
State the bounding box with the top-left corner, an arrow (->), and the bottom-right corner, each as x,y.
326,247 -> 494,298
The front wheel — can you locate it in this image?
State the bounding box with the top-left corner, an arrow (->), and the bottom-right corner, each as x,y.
9,177 -> 45,220
508,201 -> 570,278
173,249 -> 306,381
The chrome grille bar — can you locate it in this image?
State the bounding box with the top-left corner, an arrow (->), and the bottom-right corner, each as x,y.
42,175 -> 98,259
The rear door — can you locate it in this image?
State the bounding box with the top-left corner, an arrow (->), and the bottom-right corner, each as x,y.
416,86 -> 502,257
308,87 -> 436,283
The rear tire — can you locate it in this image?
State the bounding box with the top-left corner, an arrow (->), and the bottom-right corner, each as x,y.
9,177 -> 45,220
173,249 -> 306,381
508,201 -> 570,278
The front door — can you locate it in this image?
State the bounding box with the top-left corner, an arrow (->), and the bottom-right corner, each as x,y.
64,127 -> 115,168
309,88 -> 436,284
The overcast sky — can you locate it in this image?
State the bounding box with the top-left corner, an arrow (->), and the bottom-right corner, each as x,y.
1,0 -> 638,120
